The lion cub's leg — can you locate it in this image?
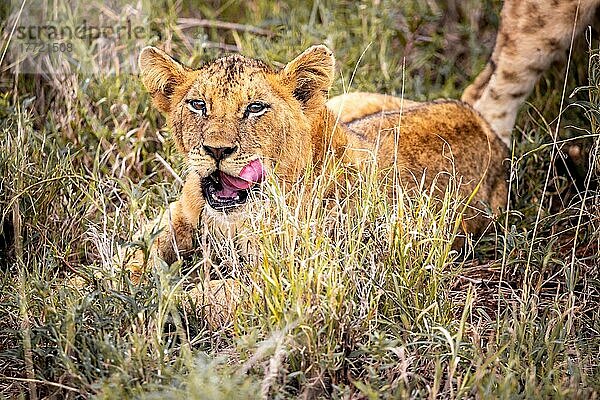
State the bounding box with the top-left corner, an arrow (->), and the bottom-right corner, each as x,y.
125,174 -> 203,281
462,0 -> 598,146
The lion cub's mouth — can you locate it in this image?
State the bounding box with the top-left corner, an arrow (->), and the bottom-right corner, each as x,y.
202,172 -> 253,210
202,159 -> 265,211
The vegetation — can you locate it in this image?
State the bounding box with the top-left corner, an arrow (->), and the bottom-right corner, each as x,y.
1,0 -> 598,398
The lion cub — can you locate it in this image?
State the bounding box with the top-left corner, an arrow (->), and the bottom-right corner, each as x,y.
128,45 -> 508,279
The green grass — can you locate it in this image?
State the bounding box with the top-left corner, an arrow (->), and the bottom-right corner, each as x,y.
1,0 -> 599,398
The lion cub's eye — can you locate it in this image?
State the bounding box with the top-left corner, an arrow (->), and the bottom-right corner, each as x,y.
186,99 -> 207,115
244,102 -> 269,118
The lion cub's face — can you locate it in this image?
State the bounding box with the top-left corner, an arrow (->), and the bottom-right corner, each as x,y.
139,46 -> 335,213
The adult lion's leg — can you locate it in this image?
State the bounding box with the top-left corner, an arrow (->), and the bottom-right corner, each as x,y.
461,62 -> 494,107
124,174 -> 203,282
462,0 -> 599,146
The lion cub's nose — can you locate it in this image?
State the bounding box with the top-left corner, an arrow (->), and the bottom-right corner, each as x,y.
203,145 -> 237,161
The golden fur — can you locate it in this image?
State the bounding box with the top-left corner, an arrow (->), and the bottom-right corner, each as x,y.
126,45 -> 508,279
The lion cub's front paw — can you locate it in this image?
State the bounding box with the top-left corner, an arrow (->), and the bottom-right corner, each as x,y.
184,279 -> 243,328
124,249 -> 146,284
117,242 -> 159,284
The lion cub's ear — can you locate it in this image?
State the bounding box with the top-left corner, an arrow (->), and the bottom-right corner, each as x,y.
138,46 -> 191,113
282,45 -> 335,105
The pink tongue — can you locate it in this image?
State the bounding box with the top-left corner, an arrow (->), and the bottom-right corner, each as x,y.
216,159 -> 265,198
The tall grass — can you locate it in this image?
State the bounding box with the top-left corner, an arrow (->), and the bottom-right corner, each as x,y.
1,0 -> 598,398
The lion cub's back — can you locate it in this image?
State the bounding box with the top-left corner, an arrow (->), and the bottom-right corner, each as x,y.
327,92 -> 421,123
345,100 -> 509,232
